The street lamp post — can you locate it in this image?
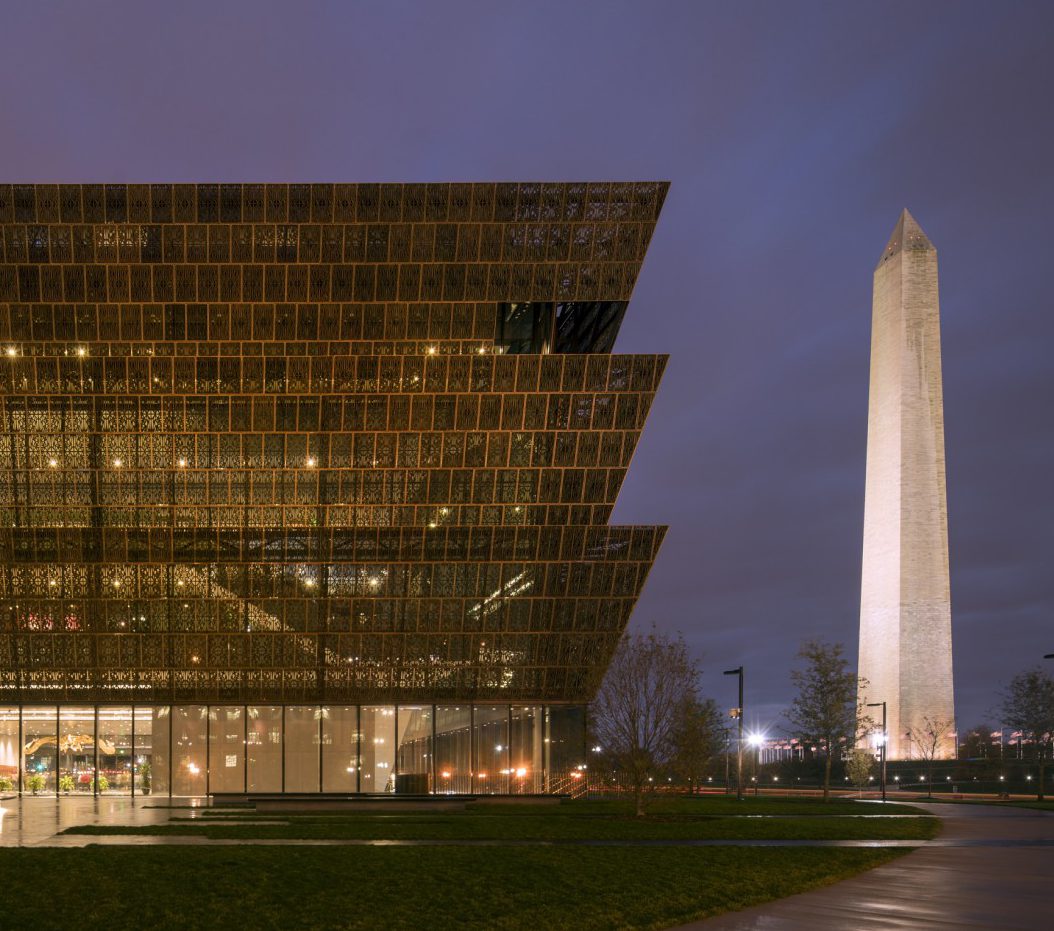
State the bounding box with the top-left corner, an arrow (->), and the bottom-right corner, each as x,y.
723,666 -> 744,801
867,701 -> 887,802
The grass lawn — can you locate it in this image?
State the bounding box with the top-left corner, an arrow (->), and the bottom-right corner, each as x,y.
497,796 -> 926,816
63,797 -> 939,841
960,799 -> 1054,812
1005,800 -> 1054,811
924,797 -> 1054,812
0,845 -> 909,930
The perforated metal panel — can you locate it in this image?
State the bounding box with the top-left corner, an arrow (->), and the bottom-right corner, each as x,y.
0,183 -> 668,704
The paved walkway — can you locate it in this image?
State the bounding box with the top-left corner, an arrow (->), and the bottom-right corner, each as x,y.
0,795 -> 192,846
677,803 -> 1054,930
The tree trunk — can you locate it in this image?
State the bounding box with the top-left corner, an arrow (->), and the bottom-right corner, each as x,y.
1038,758 -> 1046,802
823,752 -> 831,802
635,784 -> 645,817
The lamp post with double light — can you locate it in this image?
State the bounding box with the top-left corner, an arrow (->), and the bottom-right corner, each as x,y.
723,667 -> 744,801
867,701 -> 887,802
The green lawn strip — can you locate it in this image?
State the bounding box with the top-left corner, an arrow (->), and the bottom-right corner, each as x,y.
183,797 -> 924,818
968,800 -> 1054,812
0,846 -> 909,930
917,797 -> 1054,812
63,813 -> 939,840
464,797 -> 924,816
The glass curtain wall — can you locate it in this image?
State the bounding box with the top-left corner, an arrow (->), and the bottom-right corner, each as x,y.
510,706 -> 544,794
58,706 -> 93,794
474,706 -> 510,794
396,705 -> 432,794
22,707 -> 57,794
247,705 -> 282,792
133,706 -> 154,796
208,706 -> 245,793
547,705 -> 587,793
172,705 -> 207,796
0,707 -> 19,792
2,703 -> 586,796
96,707 -> 133,794
284,706 -> 319,792
360,706 -> 395,793
322,706 -> 358,793
150,706 -> 171,795
434,706 -> 471,794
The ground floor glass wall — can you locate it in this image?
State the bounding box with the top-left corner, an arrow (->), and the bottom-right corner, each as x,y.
0,704 -> 586,796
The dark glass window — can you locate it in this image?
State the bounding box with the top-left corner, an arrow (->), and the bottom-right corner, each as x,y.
498,301 -> 628,355
497,302 -> 553,354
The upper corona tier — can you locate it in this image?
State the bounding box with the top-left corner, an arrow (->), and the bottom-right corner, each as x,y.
0,182 -> 669,706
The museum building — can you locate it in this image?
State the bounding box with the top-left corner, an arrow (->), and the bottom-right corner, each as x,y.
0,182 -> 666,796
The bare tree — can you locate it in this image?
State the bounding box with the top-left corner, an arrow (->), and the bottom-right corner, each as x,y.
669,695 -> 727,793
1001,667 -> 1054,801
785,640 -> 870,801
905,716 -> 955,798
591,629 -> 701,816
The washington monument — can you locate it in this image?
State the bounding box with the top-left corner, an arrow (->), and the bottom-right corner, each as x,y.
858,209 -> 955,760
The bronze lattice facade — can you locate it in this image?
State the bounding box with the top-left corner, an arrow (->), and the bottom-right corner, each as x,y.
0,182 -> 667,713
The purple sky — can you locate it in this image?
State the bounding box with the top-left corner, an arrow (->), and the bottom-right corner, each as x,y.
1,1 -> 1051,732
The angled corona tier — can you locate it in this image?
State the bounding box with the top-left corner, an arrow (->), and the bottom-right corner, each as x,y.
0,182 -> 668,795
858,209 -> 955,761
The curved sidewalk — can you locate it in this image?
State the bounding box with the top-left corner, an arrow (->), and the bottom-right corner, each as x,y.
676,803 -> 1054,930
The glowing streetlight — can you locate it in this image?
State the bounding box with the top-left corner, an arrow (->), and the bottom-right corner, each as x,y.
747,732 -> 765,797
867,700 -> 888,802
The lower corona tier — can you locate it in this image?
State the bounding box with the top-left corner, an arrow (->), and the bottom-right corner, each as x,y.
0,702 -> 587,796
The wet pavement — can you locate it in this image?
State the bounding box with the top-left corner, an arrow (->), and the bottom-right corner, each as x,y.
677,802 -> 1054,930
0,795 -> 205,846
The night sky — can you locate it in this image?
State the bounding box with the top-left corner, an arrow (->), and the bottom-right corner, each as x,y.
1,1 -> 1051,733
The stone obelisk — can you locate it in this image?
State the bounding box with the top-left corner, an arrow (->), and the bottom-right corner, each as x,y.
858,210 -> 955,760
